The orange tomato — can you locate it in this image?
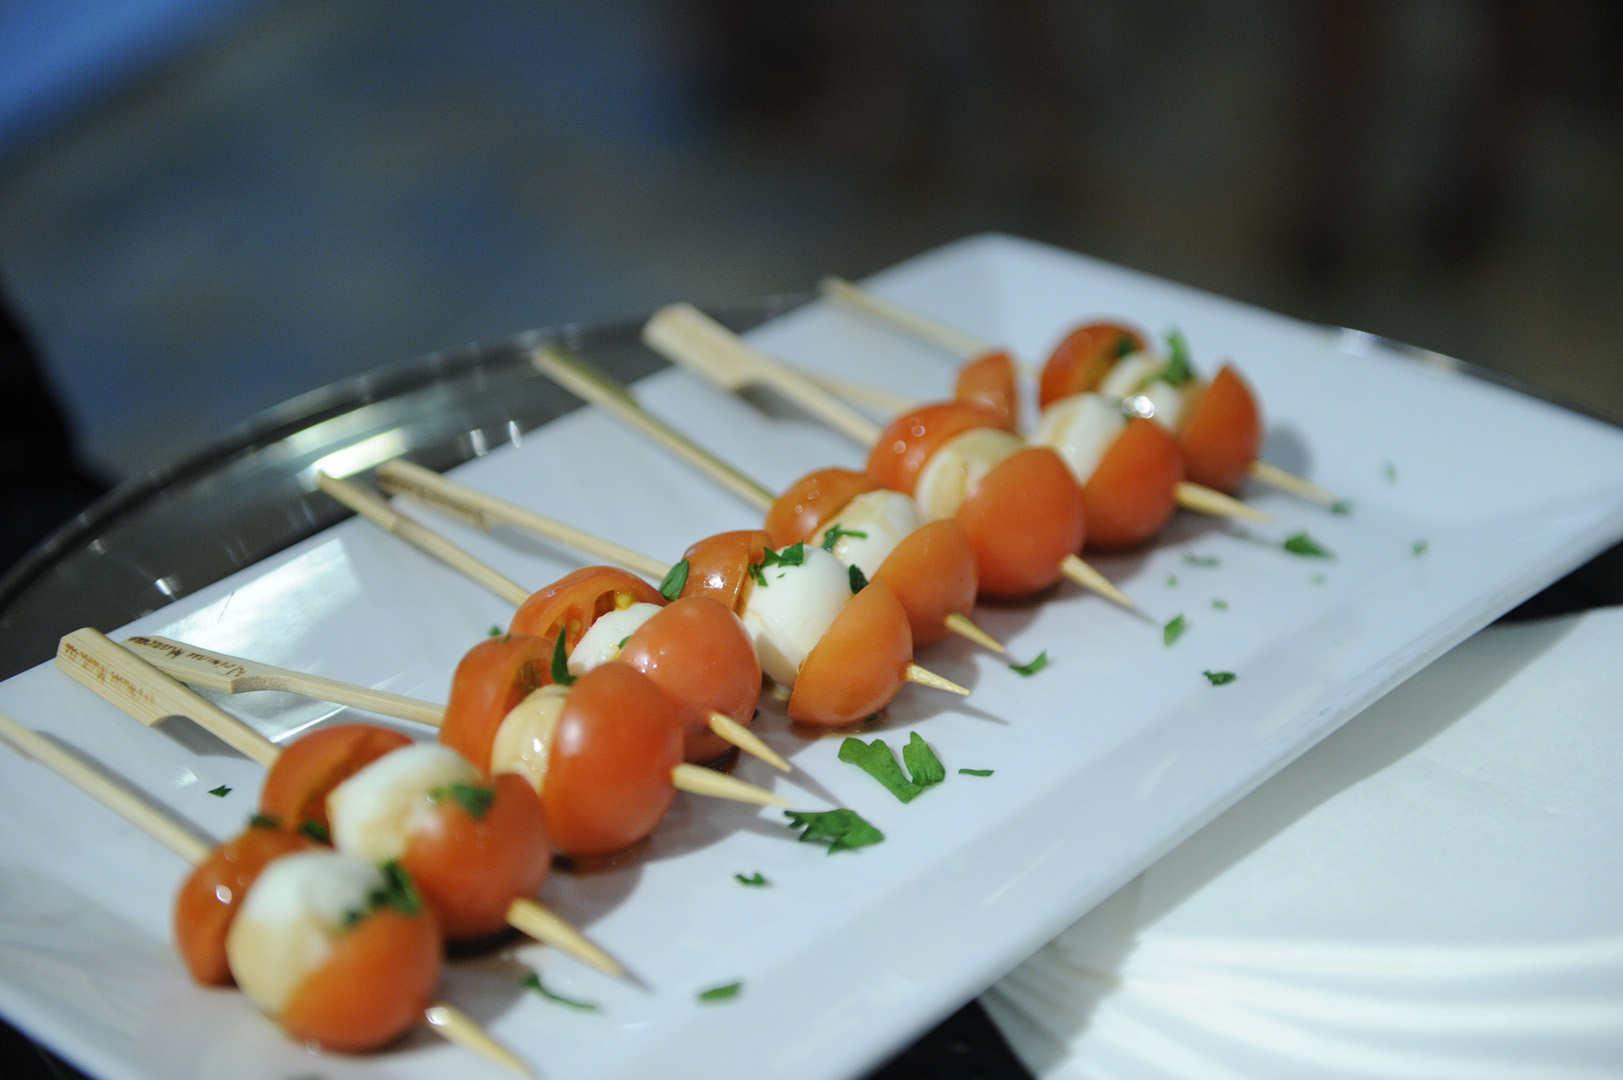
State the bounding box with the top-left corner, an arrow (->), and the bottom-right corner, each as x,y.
1082,417 -> 1184,550
870,518 -> 979,647
542,663 -> 684,857
173,822 -> 314,986
619,596 -> 762,764
439,634 -> 554,772
677,529 -> 772,615
398,772 -> 551,941
956,446 -> 1087,597
866,400 -> 1005,496
764,468 -> 884,547
1039,322 -> 1147,408
1177,363 -> 1262,493
954,350 -> 1019,431
509,566 -> 665,653
788,580 -> 913,726
259,724 -> 413,837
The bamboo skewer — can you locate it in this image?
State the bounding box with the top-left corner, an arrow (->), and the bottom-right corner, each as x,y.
0,704 -> 532,1076
56,628 -> 626,980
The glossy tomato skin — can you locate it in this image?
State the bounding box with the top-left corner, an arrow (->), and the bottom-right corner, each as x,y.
439,634 -> 553,772
1082,417 -> 1184,550
399,772 -> 551,941
788,579 -> 913,727
1177,363 -> 1262,493
871,518 -> 979,647
955,350 -> 1019,432
865,401 -> 1005,496
510,566 -> 665,653
619,596 -> 761,764
173,823 -> 315,986
275,904 -> 441,1053
676,529 -> 772,615
260,724 -> 413,837
1039,322 -> 1147,409
542,663 -> 684,857
764,468 -> 884,548
956,446 -> 1087,597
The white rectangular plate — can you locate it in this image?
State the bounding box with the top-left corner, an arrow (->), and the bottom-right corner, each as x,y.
4,234 -> 1623,1080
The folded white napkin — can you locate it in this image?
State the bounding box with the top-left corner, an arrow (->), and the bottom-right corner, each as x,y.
984,606 -> 1623,1080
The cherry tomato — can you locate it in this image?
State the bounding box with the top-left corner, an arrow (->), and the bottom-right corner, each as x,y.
871,518 -> 979,647
1039,322 -> 1147,409
509,566 -> 665,653
1082,417 -> 1184,550
275,904 -> 441,1053
788,579 -> 913,727
439,634 -> 554,773
956,446 -> 1087,597
619,595 -> 762,764
764,468 -> 884,548
399,772 -> 551,941
542,663 -> 684,857
173,822 -> 314,986
866,400 -> 1005,496
954,350 -> 1019,432
1177,363 -> 1262,494
259,724 -> 413,837
677,529 -> 772,615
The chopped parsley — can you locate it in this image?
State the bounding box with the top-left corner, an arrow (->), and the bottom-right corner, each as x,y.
1203,670 -> 1237,686
848,564 -> 868,593
431,782 -> 495,820
902,732 -> 945,787
1161,328 -> 1194,386
488,624 -> 504,637
550,631 -> 576,687
958,768 -> 994,777
838,735 -> 942,803
1009,651 -> 1049,677
735,872 -> 768,887
698,982 -> 742,1003
207,784 -> 231,797
820,524 -> 867,552
1211,599 -> 1229,610
748,543 -> 806,587
1412,539 -> 1429,556
1311,572 -> 1327,585
1331,500 -> 1353,515
1283,531 -> 1334,558
344,861 -> 422,927
1383,462 -> 1398,484
247,812 -> 281,830
658,558 -> 690,601
1182,553 -> 1220,568
1114,333 -> 1138,359
784,808 -> 883,853
1163,614 -> 1187,646
617,635 -> 631,649
520,971 -> 599,1012
298,820 -> 331,844
1166,574 -> 1179,587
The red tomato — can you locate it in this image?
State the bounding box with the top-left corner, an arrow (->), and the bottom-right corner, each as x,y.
871,518 -> 979,647
399,772 -> 551,942
1039,322 -> 1147,409
276,904 -> 441,1053
764,468 -> 884,548
788,580 -> 914,727
956,446 -> 1087,597
259,724 -> 413,837
1177,363 -> 1262,493
542,664 -> 684,857
954,350 -> 1019,432
619,595 -> 762,764
439,634 -> 554,772
1082,417 -> 1184,550
509,566 -> 665,652
676,529 -> 772,615
173,823 -> 314,986
866,400 -> 1005,496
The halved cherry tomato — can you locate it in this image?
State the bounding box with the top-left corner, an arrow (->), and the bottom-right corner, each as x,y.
1039,322 -> 1147,409
866,400 -> 1005,496
619,595 -> 762,764
509,566 -> 665,653
789,579 -> 913,727
765,468 -> 884,547
1082,417 -> 1184,550
1177,363 -> 1262,494
276,904 -> 441,1053
956,446 -> 1087,597
399,771 -> 551,941
173,822 -> 314,986
871,518 -> 978,647
259,724 -> 413,837
955,350 -> 1019,432
542,663 -> 684,857
677,529 -> 772,615
439,634 -> 553,772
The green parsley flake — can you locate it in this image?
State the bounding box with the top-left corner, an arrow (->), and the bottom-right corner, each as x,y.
658,558 -> 690,601
735,872 -> 768,887
550,631 -> 576,687
248,812 -> 281,830
1114,333 -> 1138,359
1183,553 -> 1220,568
902,732 -> 946,788
431,782 -> 495,821
776,543 -> 806,568
1211,599 -> 1229,610
1383,462 -> 1398,484
848,564 -> 868,593
344,861 -> 423,927
784,808 -> 883,853
1163,614 -> 1187,646
1283,531 -> 1334,558
298,820 -> 331,844
1009,651 -> 1049,677
699,982 -> 742,1003
820,524 -> 868,552
1203,670 -> 1237,686
488,624 -> 504,637
1166,574 -> 1179,587
520,971 -> 599,1012
1331,500 -> 1353,516
1412,539 -> 1429,556
1162,328 -> 1194,386
207,784 -> 231,797
1311,572 -> 1327,585
617,635 -> 630,649
839,737 -> 926,803
959,768 -> 994,777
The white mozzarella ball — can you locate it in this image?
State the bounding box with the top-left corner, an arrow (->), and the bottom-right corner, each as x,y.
225,849 -> 385,1015
1032,392 -> 1128,487
567,602 -> 662,676
490,684 -> 569,794
813,489 -> 924,579
327,743 -> 481,865
740,545 -> 853,687
913,427 -> 1024,520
